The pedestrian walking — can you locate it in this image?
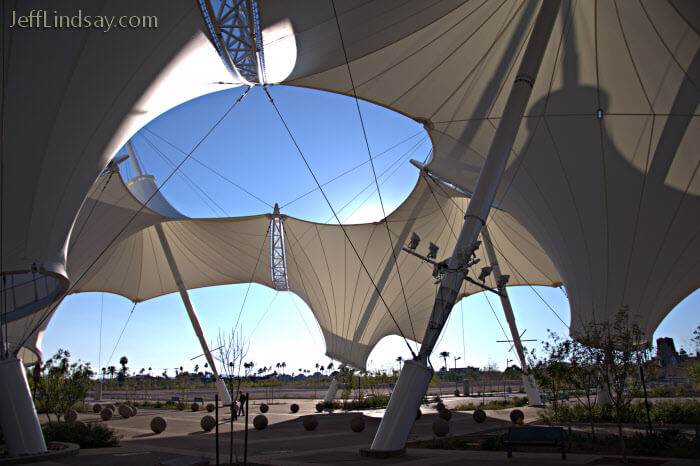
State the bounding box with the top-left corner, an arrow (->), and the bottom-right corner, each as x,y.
238,392 -> 246,416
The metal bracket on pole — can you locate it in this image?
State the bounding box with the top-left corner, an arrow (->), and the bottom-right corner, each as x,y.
368,0 -> 561,453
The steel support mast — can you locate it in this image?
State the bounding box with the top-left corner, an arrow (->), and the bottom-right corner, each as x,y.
155,225 -> 233,405
126,143 -> 232,405
481,226 -> 542,405
368,0 -> 561,453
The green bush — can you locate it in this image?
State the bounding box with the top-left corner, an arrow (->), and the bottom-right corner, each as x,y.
627,430 -> 697,458
42,422 -> 120,448
454,397 -> 528,411
539,400 -> 700,424
480,434 -> 506,451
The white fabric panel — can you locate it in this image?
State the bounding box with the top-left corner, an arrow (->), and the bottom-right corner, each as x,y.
268,0 -> 700,342
1,0 -> 239,283
284,177 -> 559,369
71,175 -> 273,302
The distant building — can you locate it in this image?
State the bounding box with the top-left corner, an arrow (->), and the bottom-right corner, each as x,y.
657,337 -> 682,368
447,366 -> 480,377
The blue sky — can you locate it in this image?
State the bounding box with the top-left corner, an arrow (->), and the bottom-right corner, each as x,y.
42,85 -> 699,376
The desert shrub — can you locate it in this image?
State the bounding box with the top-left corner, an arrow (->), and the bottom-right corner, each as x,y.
42,422 -> 120,448
539,400 -> 700,424
627,430 -> 697,458
454,397 -> 527,411
480,434 -> 506,451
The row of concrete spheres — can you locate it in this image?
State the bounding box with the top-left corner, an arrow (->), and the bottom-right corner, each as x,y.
64,401 -> 523,437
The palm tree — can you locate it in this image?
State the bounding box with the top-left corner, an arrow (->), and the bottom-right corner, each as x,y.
396,356 -> 403,371
119,356 -> 129,375
108,365 -> 116,381
439,351 -> 450,377
327,362 -> 334,374
281,361 -> 286,375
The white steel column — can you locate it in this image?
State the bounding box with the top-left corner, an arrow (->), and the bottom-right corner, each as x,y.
323,377 -> 339,405
481,226 -> 542,406
126,141 -> 143,177
0,357 -> 47,455
155,225 -> 232,405
369,0 -> 561,453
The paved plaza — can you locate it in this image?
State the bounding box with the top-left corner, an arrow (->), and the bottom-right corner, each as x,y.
27,398 -> 698,465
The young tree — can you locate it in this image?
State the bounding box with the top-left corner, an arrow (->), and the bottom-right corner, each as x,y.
567,338 -> 601,437
216,328 -> 250,404
528,330 -> 571,421
582,309 -> 651,463
33,349 -> 93,423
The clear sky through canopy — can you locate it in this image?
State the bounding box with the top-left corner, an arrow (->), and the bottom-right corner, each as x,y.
42,85 -> 699,376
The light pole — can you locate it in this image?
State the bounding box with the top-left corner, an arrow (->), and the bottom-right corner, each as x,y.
453,356 -> 461,396
505,359 -> 512,401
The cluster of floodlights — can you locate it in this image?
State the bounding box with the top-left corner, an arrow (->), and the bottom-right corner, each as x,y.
403,232 -> 507,296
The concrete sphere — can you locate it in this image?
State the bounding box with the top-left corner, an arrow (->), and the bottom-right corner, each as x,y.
191,402 -> 200,412
438,408 -> 452,421
177,402 -> 185,411
259,403 -> 269,413
432,418 -> 449,437
130,406 -> 138,416
64,409 -> 78,422
473,409 -> 487,423
100,408 -> 113,421
92,403 -> 102,414
302,416 -> 318,431
201,415 -> 216,432
253,414 -> 268,430
315,402 -> 324,413
150,416 -> 167,433
104,403 -> 115,411
510,409 -> 524,424
206,403 -> 215,412
290,403 -> 299,413
118,405 -> 132,418
416,409 -> 422,420
350,415 -> 365,432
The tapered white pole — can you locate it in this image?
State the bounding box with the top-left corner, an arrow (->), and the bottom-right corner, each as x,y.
0,357 -> 47,455
369,0 -> 561,453
323,377 -> 339,405
481,226 -> 542,405
155,224 -> 232,405
125,141 -> 143,178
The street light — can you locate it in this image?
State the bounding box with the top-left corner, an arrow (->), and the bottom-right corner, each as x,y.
505,358 -> 513,401
453,356 -> 461,396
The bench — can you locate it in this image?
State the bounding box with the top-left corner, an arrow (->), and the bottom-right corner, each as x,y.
171,396 -> 180,402
506,426 -> 566,459
194,397 -> 204,404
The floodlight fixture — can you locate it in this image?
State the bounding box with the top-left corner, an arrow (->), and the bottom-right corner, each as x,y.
427,242 -> 439,259
408,232 -> 421,250
497,275 -> 510,289
478,266 -> 493,282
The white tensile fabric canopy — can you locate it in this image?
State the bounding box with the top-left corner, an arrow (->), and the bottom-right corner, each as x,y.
3,0 -> 697,365
0,0 -> 240,311
70,174 -> 274,301
284,175 -> 559,369
262,0 -> 700,341
7,169 -> 558,369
